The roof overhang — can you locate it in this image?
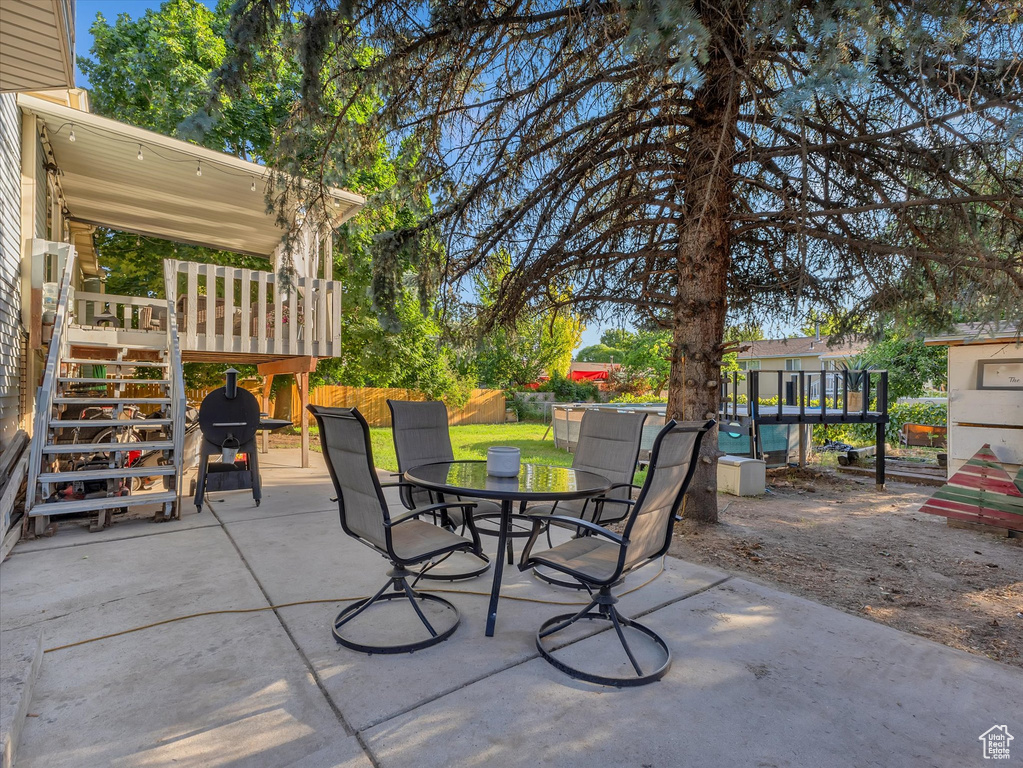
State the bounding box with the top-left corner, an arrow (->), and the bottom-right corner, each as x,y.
925,323 -> 1021,347
0,0 -> 74,92
18,93 -> 365,258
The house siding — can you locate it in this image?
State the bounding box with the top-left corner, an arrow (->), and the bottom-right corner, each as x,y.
0,93 -> 24,451
946,343 -> 1023,477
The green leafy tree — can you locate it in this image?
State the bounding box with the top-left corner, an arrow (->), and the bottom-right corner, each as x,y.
619,330 -> 673,393
858,334 -> 948,402
725,324 -> 765,343
80,0 -> 291,160
474,311 -> 584,388
218,0 -> 1023,522
799,311 -> 869,340
576,343 -> 624,364
576,327 -> 635,362
600,329 -> 635,350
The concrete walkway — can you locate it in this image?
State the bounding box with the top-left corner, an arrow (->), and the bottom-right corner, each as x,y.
1,449 -> 1020,767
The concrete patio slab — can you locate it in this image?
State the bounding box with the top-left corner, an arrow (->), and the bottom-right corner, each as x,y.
4,448 -> 1020,768
1,517 -> 372,767
362,577 -> 1023,768
15,611 -> 371,768
1,527 -> 263,649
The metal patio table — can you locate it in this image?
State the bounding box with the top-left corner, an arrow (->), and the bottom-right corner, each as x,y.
404,460 -> 611,637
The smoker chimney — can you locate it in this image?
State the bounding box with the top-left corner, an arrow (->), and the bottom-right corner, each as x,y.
225,368 -> 240,399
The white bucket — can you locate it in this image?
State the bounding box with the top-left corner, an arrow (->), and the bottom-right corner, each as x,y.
487,446 -> 521,477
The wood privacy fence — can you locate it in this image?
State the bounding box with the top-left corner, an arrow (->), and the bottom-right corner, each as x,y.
292,386 -> 506,427
118,383 -> 506,427
119,383 -> 259,407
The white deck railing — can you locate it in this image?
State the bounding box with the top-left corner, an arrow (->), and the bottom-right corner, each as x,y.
75,291 -> 167,331
162,259 -> 342,358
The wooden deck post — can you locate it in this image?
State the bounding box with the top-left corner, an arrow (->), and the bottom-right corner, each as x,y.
299,372 -> 310,468
261,374 -> 275,454
256,356 -> 318,468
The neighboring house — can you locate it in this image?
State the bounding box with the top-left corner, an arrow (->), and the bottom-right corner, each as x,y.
925,323 -> 1022,478
0,10 -> 364,538
735,334 -> 868,399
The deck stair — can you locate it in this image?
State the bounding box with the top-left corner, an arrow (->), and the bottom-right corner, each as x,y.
25,244 -> 188,533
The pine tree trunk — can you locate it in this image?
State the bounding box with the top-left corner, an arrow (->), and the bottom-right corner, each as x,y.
666,1 -> 742,523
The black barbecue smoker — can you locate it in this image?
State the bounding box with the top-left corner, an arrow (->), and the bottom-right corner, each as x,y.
193,368 -> 262,511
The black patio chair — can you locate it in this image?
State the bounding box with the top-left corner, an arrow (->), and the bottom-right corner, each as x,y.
387,399 -> 492,579
309,405 -> 485,654
518,418 -> 714,686
526,409 -> 647,587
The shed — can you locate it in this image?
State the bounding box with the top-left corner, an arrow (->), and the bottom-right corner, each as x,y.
925,323 -> 1022,478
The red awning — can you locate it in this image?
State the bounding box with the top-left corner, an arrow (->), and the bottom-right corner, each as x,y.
569,370 -> 609,382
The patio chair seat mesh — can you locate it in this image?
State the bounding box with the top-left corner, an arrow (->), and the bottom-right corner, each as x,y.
389,400 -> 455,470
529,410 -> 646,522
530,535 -> 620,582
317,410 -> 389,547
390,518 -> 472,561
623,428 -> 700,571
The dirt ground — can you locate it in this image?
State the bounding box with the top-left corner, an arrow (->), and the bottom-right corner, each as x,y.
671,467 -> 1023,668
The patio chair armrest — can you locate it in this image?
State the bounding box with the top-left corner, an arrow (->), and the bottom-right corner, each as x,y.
607,482 -> 642,493
386,508 -> 423,526
378,480 -> 413,490
542,515 -> 627,544
593,496 -> 636,509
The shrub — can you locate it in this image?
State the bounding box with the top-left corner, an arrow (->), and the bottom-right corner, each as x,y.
609,393 -> 668,404
816,400 -> 947,447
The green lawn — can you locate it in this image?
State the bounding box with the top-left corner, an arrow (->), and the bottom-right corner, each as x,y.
368,422 -> 573,473
299,421 -> 646,482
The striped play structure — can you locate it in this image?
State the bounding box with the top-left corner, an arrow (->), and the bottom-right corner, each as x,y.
919,444 -> 1023,532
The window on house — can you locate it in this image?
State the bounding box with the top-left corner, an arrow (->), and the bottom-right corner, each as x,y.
738,360 -> 760,371
785,358 -> 801,371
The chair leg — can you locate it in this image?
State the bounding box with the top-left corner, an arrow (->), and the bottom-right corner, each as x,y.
535,586 -> 671,687
332,566 -> 460,654
400,578 -> 439,637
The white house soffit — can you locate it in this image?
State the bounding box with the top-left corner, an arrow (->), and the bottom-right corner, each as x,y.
0,0 -> 75,93
17,94 -> 365,258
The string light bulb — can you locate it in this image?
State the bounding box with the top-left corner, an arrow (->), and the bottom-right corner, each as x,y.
196,161 -> 202,177
68,126 -> 76,142
137,144 -> 144,161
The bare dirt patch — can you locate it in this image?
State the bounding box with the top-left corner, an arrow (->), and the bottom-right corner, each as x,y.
671,468 -> 1023,668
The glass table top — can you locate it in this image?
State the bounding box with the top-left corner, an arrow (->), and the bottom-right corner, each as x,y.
404,460 -> 611,502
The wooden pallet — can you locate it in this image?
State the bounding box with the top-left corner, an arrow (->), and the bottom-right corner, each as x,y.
837,459 -> 945,486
